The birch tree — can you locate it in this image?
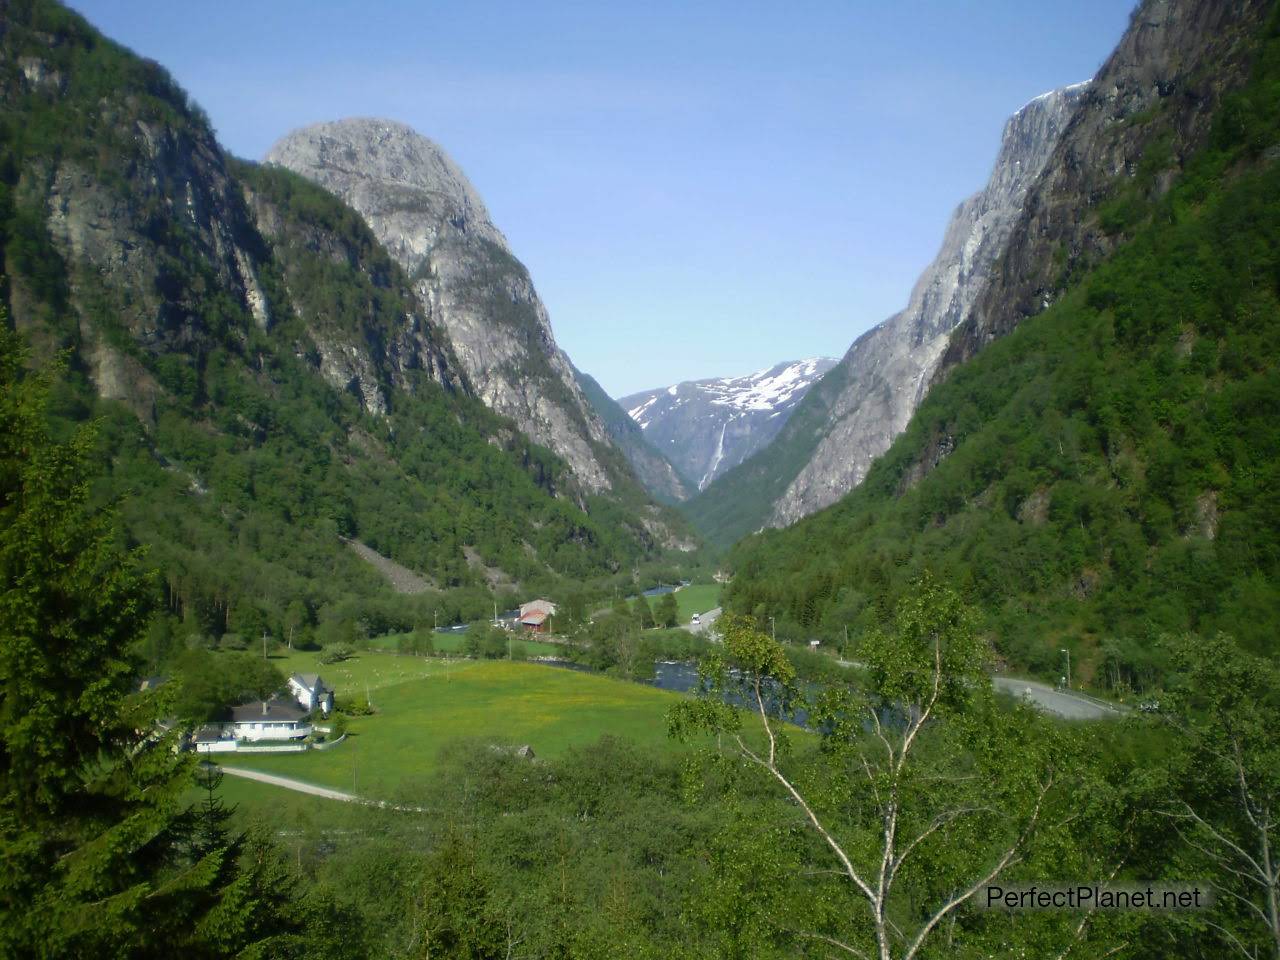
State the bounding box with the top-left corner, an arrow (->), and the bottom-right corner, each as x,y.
1160,632 -> 1280,960
670,575 -> 1121,960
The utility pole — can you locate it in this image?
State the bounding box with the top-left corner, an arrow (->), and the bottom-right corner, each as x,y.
493,600 -> 498,625
769,616 -> 776,644
262,629 -> 268,660
434,609 -> 438,631
843,624 -> 849,657
1061,648 -> 1071,689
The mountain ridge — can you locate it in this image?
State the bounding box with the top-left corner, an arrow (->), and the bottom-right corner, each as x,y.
684,82 -> 1088,545
620,357 -> 836,492
266,120 -> 619,496
723,0 -> 1280,684
0,1 -> 690,643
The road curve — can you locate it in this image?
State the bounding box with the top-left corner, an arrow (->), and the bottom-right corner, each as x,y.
687,606 -> 722,634
836,660 -> 1121,721
218,764 -> 431,811
991,677 -> 1124,720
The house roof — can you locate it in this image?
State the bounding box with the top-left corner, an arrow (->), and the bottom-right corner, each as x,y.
194,723 -> 225,743
519,599 -> 557,617
229,698 -> 309,723
520,610 -> 548,625
289,673 -> 327,692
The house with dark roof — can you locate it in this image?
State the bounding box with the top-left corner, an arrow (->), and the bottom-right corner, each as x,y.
227,697 -> 312,742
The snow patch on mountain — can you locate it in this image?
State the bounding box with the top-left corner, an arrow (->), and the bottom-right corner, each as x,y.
619,358 -> 837,490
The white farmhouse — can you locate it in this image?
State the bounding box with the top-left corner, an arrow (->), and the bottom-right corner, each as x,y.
227,697 -> 312,742
287,673 -> 333,716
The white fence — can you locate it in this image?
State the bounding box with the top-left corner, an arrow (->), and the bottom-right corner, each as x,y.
195,740 -> 238,754
195,740 -> 311,754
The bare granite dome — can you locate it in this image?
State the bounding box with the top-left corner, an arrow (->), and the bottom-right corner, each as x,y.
266,118 -> 505,273
266,118 -> 625,495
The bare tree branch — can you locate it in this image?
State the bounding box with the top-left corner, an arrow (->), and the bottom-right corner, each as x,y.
732,733 -> 878,904
901,775 -> 1053,960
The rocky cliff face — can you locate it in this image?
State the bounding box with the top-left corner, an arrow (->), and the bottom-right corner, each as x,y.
0,0 -> 687,600
265,119 -> 623,495
573,367 -> 690,504
767,84 -> 1088,526
621,358 -> 836,492
938,0 -> 1273,376
686,84 -> 1087,544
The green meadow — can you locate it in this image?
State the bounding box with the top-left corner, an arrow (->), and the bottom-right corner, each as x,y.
228,659 -> 686,800
367,631 -> 562,657
675,582 -> 720,621
265,647 -> 464,698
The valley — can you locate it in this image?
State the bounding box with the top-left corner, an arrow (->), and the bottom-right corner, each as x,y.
3,0 -> 1279,957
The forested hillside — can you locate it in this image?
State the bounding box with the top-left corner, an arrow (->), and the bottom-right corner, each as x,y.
726,7 -> 1280,691
0,0 -> 685,647
573,366 -> 690,504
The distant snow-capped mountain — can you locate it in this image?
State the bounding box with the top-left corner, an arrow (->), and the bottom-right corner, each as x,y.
619,359 -> 837,491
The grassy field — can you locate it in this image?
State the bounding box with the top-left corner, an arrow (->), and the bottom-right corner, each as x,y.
228,659 -> 686,799
368,631 -> 562,658
676,583 -> 721,621
265,648 -> 468,699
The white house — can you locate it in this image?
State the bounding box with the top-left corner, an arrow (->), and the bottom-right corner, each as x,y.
227,697 -> 312,742
287,673 -> 333,716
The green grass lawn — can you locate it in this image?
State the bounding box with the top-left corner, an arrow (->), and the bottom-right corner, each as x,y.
227,659 -> 687,800
369,631 -> 561,658
266,647 -> 467,699
676,583 -> 721,622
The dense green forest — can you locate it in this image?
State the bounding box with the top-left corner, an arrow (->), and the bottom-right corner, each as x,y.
0,0 -> 698,655
725,11 -> 1280,692
4,1 -> 1280,957
6,358 -> 1276,957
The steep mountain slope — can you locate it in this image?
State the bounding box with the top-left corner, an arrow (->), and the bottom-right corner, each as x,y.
573,367 -> 689,503
0,0 -> 681,639
939,0 -> 1274,378
265,121 -> 629,496
725,0 -> 1280,688
685,84 -> 1087,546
620,359 -> 836,492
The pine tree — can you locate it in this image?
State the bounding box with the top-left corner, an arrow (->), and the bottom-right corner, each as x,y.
632,594 -> 655,629
656,592 -> 679,628
0,321 -> 316,957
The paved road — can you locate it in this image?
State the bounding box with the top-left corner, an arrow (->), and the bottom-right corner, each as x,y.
687,606 -> 722,634
991,677 -> 1125,720
220,766 -> 361,802
835,660 -> 1122,721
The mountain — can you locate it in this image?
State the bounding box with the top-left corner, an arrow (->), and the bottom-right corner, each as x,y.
685,84 -> 1088,546
572,367 -> 690,503
265,121 -> 633,497
620,358 -> 837,492
0,0 -> 688,640
938,0 -> 1271,382
724,0 -> 1280,687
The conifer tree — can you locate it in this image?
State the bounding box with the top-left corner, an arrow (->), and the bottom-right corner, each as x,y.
631,594 -> 655,629
656,591 -> 679,628
0,321 -> 323,957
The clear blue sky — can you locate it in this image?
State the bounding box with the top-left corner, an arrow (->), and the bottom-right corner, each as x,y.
72,0 -> 1133,398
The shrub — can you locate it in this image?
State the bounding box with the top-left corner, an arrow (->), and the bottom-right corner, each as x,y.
320,643 -> 355,664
